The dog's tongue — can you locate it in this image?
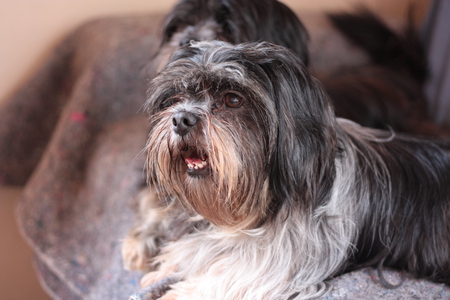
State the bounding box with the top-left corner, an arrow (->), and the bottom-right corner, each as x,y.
185,157 -> 203,165
183,147 -> 209,170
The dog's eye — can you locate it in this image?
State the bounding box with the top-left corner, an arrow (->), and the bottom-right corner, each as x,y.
223,93 -> 243,108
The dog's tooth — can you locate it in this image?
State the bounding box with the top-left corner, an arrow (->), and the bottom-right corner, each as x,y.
186,160 -> 208,171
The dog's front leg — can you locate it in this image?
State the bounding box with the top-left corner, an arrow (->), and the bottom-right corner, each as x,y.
140,263 -> 179,288
122,188 -> 174,272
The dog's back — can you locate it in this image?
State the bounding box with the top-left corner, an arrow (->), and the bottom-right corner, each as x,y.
338,120 -> 450,285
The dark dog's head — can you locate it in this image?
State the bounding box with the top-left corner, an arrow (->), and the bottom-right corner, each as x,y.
152,0 -> 309,73
145,41 -> 336,230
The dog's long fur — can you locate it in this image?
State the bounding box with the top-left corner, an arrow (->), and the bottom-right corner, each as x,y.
123,41 -> 450,299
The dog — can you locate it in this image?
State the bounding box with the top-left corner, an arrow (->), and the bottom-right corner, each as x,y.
121,0 -> 309,278
149,0 -> 309,75
122,41 -> 450,299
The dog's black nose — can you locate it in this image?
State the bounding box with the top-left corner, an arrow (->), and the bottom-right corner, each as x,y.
172,112 -> 198,136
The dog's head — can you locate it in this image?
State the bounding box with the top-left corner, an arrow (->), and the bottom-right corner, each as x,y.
153,0 -> 309,73
146,41 -> 337,230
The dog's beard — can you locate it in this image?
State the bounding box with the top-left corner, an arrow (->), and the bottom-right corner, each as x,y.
146,98 -> 272,230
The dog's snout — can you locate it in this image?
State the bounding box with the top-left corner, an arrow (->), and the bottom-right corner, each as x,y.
172,112 -> 198,136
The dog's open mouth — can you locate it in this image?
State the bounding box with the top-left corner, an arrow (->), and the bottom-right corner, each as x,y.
182,146 -> 210,176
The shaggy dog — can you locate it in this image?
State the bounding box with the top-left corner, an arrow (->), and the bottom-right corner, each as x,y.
150,0 -> 309,74
123,41 -> 450,299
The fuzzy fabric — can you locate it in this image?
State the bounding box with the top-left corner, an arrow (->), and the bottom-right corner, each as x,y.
2,11 -> 449,300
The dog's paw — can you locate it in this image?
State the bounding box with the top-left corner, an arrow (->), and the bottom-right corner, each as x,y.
121,235 -> 151,272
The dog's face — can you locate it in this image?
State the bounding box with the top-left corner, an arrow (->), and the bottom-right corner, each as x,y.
146,41 -> 337,230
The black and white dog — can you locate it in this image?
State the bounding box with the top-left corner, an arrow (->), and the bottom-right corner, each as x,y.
150,0 -> 309,74
123,41 -> 450,299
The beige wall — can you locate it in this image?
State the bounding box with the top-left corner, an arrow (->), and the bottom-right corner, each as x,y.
0,0 -> 430,104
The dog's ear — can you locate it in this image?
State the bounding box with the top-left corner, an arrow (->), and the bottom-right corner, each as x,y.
249,43 -> 337,214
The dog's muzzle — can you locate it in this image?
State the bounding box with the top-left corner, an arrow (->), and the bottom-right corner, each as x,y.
171,111 -> 210,176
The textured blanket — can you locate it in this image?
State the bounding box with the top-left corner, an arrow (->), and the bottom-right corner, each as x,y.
1,11 -> 449,300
